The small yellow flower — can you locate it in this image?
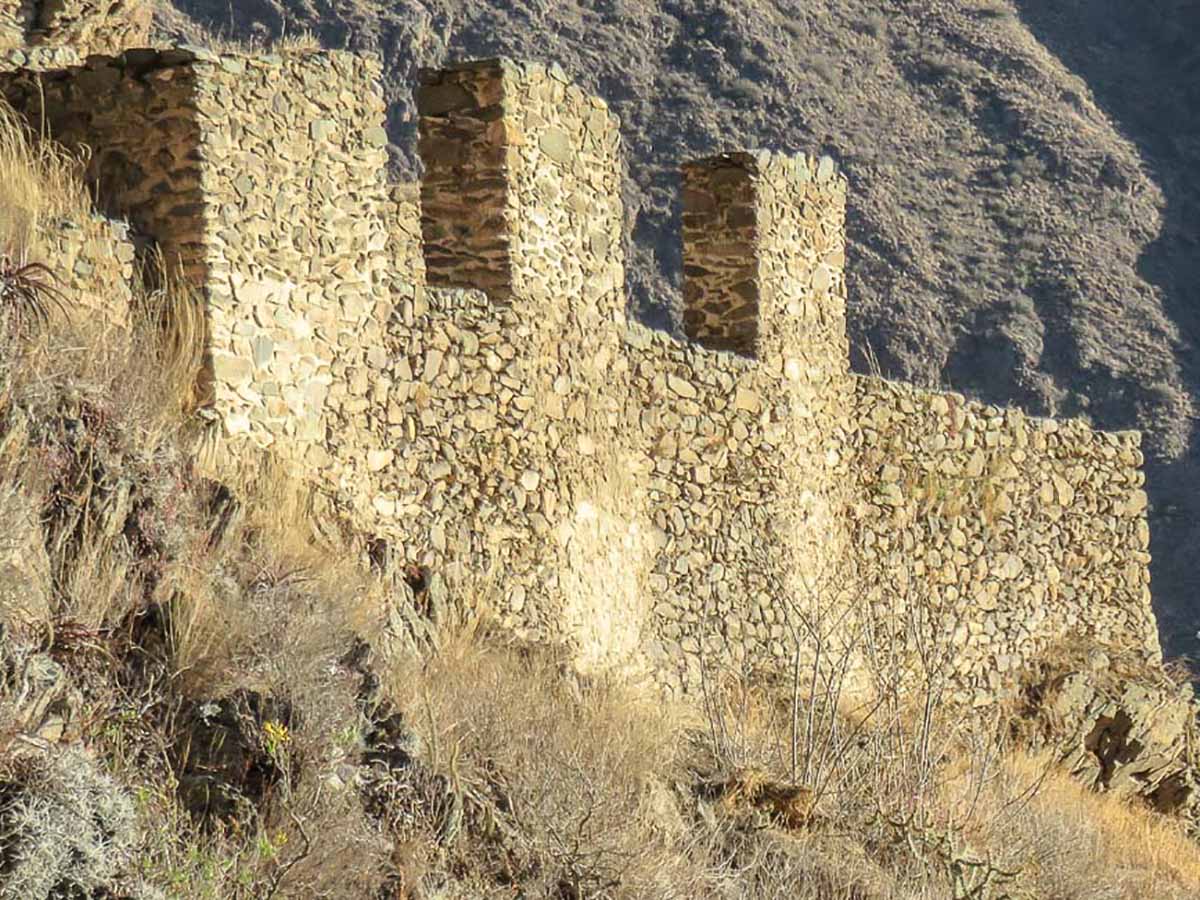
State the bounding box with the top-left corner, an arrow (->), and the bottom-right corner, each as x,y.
263,719 -> 291,754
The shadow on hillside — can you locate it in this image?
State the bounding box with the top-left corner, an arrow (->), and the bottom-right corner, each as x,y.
1014,0 -> 1200,661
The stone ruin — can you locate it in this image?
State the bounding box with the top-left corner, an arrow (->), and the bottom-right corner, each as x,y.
0,28 -> 1158,702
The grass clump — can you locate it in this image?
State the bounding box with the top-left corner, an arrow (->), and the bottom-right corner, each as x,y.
0,100 -> 92,258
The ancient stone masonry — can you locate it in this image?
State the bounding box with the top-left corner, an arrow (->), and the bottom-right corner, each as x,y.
2,47 -> 392,452
851,376 -> 1155,705
37,215 -> 136,328
0,36 -> 1162,700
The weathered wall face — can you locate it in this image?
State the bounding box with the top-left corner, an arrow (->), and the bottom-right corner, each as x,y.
2,48 -> 393,460
32,0 -> 152,55
1,44 -> 78,69
851,375 -> 1157,705
190,50 -> 391,455
0,51 -> 207,279
625,325 -> 798,686
636,151 -> 854,690
418,61 -> 515,300
366,59 -> 643,665
0,43 -> 1159,699
37,215 -> 135,328
385,182 -> 425,291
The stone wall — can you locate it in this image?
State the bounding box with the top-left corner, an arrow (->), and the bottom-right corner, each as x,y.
0,44 -> 1160,699
190,50 -> 390,456
36,214 -> 135,328
349,59 -> 643,666
624,324 -> 799,686
0,51 -> 206,277
851,375 -> 1157,705
2,48 -> 394,459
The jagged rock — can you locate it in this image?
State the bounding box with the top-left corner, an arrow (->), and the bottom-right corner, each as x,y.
0,624 -> 82,745
0,485 -> 51,630
1016,655 -> 1200,822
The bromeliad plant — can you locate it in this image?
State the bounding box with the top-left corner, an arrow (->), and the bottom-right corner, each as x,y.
0,252 -> 67,335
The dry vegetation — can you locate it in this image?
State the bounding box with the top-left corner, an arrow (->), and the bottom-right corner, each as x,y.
3,84 -> 1200,900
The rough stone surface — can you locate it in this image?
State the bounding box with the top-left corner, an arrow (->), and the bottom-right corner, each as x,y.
0,0 -> 150,55
2,48 -> 392,447
852,377 -> 1158,706
35,215 -> 135,328
1016,654 -> 1200,823
0,486 -> 51,630
0,45 -> 1162,700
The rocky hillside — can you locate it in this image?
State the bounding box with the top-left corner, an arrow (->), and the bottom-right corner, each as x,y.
155,0 -> 1200,656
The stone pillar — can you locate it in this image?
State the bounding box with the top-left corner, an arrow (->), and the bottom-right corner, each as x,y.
683,151 -> 856,677
2,48 -> 392,461
417,58 -> 626,327
681,150 -> 848,377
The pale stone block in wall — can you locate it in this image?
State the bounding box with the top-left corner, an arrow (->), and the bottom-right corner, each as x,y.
0,1 -> 34,50
0,45 -> 79,70
36,215 -> 135,328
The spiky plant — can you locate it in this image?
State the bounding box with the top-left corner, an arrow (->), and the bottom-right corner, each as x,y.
0,254 -> 67,335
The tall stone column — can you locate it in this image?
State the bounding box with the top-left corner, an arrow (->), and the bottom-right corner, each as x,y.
681,150 -> 848,373
682,150 -> 858,674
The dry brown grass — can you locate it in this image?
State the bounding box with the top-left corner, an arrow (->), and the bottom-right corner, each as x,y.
382,629 -> 713,898
0,99 -> 93,258
688,658 -> 1200,900
957,750 -> 1200,899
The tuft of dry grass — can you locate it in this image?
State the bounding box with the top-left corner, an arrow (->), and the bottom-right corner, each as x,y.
964,750 -> 1200,898
382,630 -> 714,898
0,100 -> 92,258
